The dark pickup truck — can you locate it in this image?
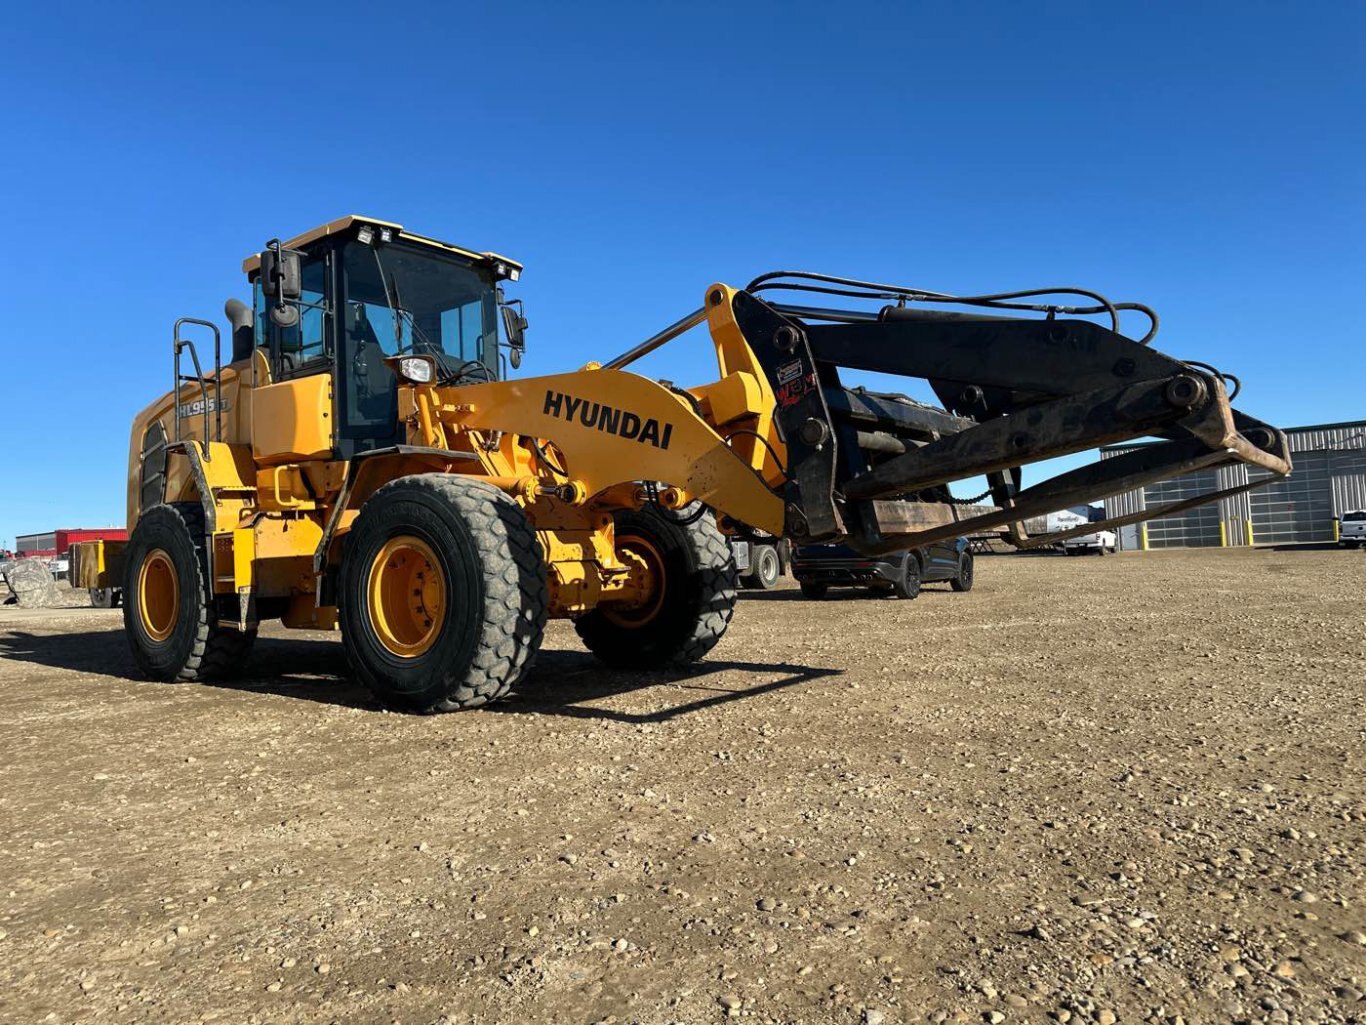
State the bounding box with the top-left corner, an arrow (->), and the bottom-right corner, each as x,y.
792,537 -> 974,600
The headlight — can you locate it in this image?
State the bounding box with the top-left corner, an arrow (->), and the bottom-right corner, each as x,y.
398,356 -> 435,383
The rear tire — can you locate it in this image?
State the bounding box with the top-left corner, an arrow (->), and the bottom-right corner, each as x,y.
122,503 -> 256,682
891,554 -> 922,600
575,506 -> 736,669
743,544 -> 781,590
951,551 -> 975,592
799,581 -> 828,600
339,474 -> 548,713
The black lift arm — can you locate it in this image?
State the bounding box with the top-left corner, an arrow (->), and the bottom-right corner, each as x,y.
726,273 -> 1290,555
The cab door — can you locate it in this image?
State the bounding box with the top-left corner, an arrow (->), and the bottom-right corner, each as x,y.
335,244 -> 404,458
252,251 -> 336,465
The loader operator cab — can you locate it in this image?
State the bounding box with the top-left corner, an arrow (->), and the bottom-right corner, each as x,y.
244,216 -> 525,457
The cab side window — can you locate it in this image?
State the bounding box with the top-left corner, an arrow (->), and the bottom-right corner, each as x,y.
254,254 -> 330,378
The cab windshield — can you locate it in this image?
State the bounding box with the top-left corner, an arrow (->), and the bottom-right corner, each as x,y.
343,241 -> 499,382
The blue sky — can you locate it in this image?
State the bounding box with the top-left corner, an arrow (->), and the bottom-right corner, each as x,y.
1,1 -> 1363,546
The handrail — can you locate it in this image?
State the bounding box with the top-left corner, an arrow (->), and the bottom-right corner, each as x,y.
173,317 -> 222,460
271,465 -> 303,508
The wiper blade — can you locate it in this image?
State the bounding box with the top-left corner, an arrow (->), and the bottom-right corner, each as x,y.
369,246 -> 481,381
372,249 -> 407,353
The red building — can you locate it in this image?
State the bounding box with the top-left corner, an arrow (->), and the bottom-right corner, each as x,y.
15,528 -> 128,559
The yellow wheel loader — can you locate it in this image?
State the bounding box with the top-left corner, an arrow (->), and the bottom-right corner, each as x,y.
72,216 -> 1291,712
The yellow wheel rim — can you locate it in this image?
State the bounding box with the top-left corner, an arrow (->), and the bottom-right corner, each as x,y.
604,534 -> 667,628
137,548 -> 179,642
367,536 -> 446,658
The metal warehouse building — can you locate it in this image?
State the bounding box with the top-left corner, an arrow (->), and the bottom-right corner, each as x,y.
1102,420 -> 1366,549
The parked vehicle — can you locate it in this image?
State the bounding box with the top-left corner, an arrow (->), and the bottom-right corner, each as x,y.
728,537 -> 789,590
1062,529 -> 1117,555
1339,510 -> 1366,548
792,537 -> 973,599
15,529 -> 125,593
1022,508 -> 1091,538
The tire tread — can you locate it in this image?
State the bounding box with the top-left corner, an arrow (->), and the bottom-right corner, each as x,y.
125,502 -> 255,682
343,474 -> 548,712
575,506 -> 736,668
169,504 -> 257,682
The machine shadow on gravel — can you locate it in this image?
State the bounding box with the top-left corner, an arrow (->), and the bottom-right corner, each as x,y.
738,586 -> 960,601
0,628 -> 840,720
0,627 -> 136,675
498,649 -> 843,724
0,628 -> 376,710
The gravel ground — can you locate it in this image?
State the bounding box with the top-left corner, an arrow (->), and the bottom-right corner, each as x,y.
0,548 -> 1362,1025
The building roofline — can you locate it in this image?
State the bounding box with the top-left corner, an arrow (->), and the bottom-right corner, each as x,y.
1276,418 -> 1366,434
1101,418 -> 1366,452
15,527 -> 126,538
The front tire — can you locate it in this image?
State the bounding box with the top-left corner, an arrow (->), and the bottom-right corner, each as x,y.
340,474 -> 548,713
122,503 -> 255,681
575,506 -> 736,669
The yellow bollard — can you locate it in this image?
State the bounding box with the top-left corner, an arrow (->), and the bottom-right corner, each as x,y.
1219,521 -> 1227,547
1333,518 -> 1340,543
1140,523 -> 1149,551
1245,519 -> 1254,546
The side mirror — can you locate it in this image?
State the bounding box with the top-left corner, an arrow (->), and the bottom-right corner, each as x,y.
500,303 -> 527,369
260,242 -> 302,328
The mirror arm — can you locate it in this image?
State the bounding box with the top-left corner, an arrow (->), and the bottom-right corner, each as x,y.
261,238 -> 303,329
270,238 -> 287,318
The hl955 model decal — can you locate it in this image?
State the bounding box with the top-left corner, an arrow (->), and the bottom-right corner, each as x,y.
178,397 -> 229,420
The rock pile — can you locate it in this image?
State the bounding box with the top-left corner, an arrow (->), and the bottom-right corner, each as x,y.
2,558 -> 61,608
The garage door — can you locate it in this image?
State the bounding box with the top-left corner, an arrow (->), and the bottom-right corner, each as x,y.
1248,451 -> 1334,543
1142,469 -> 1223,548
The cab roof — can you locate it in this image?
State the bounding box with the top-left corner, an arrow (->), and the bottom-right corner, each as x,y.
240,215 -> 523,278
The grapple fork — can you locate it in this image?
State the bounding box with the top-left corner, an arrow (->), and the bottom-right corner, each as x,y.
723,276 -> 1289,554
